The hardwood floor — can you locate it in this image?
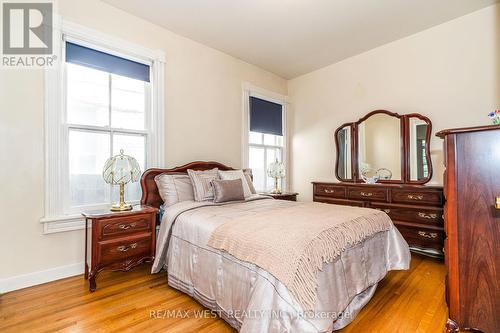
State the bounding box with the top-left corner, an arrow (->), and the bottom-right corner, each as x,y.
0,254 -> 446,333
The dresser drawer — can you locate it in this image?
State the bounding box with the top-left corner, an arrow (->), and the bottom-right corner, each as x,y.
391,189 -> 443,205
98,214 -> 152,239
97,234 -> 152,266
314,184 -> 346,198
314,197 -> 366,207
370,203 -> 443,226
395,225 -> 444,251
348,187 -> 387,201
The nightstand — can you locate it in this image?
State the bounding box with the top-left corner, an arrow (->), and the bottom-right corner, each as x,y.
260,192 -> 298,201
82,205 -> 158,292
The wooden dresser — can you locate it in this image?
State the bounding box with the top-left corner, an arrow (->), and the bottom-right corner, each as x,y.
437,125 -> 500,333
312,182 -> 444,257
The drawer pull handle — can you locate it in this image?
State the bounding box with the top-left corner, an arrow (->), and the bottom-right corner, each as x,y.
418,231 -> 438,239
116,243 -> 138,252
324,189 -> 336,193
407,194 -> 424,200
496,197 -> 500,210
418,212 -> 437,219
118,223 -> 136,230
360,192 -> 373,197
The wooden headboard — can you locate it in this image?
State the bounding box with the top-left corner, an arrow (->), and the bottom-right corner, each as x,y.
140,161 -> 235,209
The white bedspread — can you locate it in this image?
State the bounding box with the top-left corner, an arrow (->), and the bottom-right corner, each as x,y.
152,196 -> 410,332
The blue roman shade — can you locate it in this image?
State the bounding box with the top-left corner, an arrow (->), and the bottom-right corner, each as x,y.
249,96 -> 283,136
65,42 -> 150,82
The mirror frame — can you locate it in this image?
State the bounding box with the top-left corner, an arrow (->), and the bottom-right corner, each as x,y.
334,110 -> 433,184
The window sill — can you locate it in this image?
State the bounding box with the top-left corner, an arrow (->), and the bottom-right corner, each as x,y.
40,215 -> 86,234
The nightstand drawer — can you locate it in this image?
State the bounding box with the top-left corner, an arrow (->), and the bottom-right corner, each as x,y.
97,234 -> 152,266
99,214 -> 152,239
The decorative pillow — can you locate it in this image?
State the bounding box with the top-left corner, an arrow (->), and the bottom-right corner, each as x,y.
154,173 -> 194,207
243,168 -> 257,194
187,168 -> 219,201
219,169 -> 253,197
212,179 -> 245,203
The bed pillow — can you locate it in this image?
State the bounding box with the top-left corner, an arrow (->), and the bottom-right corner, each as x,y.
242,168 -> 257,194
212,179 -> 245,203
219,169 -> 254,198
187,168 -> 219,201
154,173 -> 195,207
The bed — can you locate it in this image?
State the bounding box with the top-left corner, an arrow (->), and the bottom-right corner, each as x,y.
140,161 -> 410,333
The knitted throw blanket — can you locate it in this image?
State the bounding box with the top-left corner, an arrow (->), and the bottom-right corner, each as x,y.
207,202 -> 393,311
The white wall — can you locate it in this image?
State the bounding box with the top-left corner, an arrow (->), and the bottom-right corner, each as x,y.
0,0 -> 287,284
289,4 -> 499,201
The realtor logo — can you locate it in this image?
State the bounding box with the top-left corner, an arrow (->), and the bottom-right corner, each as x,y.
1,1 -> 56,67
3,2 -> 53,54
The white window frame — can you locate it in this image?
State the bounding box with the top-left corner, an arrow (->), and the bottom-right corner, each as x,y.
242,83 -> 288,192
40,19 -> 165,234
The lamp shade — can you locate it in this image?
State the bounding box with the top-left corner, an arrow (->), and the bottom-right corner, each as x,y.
103,149 -> 141,185
267,159 -> 285,178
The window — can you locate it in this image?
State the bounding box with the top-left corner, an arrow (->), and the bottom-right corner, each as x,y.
41,21 -> 165,233
243,86 -> 287,192
65,44 -> 150,212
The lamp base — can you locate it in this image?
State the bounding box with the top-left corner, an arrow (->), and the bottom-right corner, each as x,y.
110,202 -> 133,211
270,177 -> 282,194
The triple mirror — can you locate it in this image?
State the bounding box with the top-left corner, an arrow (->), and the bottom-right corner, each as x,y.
335,110 -> 432,184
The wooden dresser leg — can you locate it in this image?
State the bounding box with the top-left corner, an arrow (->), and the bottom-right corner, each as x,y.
445,319 -> 459,332
89,276 -> 96,292
88,269 -> 97,292
84,217 -> 89,280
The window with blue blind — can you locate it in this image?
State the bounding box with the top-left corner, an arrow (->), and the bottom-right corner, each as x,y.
249,96 -> 283,136
64,41 -> 152,213
65,42 -> 150,82
247,95 -> 285,192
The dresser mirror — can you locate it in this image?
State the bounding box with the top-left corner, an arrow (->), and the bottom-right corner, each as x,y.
358,113 -> 402,181
336,125 -> 353,180
408,117 -> 430,181
334,110 -> 433,184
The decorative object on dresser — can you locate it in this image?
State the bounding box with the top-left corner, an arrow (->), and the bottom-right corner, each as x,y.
313,182 -> 443,257
260,191 -> 298,201
102,149 -> 142,211
437,125 -> 500,333
82,205 -> 158,292
316,109 -> 444,258
360,168 -> 380,184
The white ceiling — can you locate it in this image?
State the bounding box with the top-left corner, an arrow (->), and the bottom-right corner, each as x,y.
103,0 -> 499,79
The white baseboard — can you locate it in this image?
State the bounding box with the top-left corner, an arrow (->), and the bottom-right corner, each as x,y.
0,262 -> 84,294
